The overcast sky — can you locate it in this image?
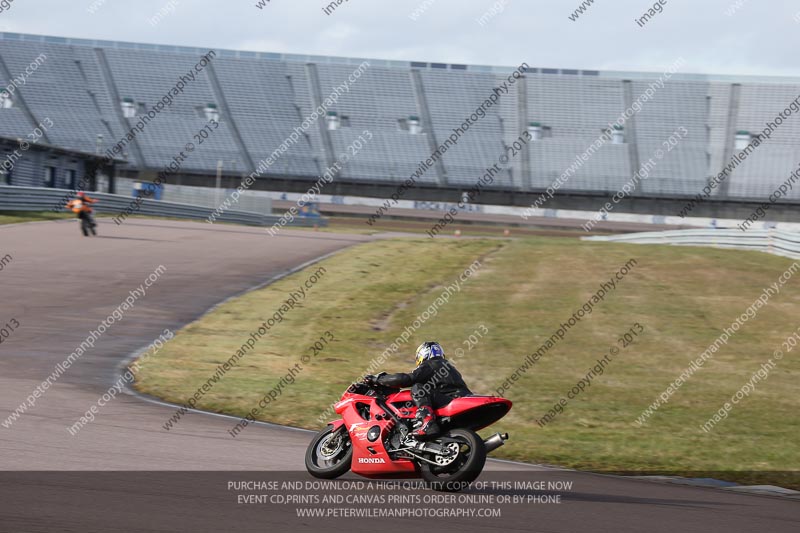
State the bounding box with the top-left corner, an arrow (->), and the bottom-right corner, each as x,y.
1,0 -> 799,77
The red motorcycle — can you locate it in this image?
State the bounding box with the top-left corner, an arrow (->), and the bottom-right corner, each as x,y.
305,375 -> 511,491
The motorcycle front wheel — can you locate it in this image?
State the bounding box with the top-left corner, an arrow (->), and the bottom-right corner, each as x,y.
419,428 -> 487,492
305,425 -> 352,479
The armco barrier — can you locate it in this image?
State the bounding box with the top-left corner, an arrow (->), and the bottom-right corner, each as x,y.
0,186 -> 325,228
584,228 -> 800,260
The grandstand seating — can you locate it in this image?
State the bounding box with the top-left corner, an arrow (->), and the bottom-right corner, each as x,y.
214,58 -> 318,176
314,63 -> 439,184
1,32 -> 800,201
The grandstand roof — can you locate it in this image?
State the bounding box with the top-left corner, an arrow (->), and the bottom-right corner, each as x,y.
3,31 -> 800,85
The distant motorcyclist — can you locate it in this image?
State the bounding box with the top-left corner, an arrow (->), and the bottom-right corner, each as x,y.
65,191 -> 98,236
372,341 -> 472,438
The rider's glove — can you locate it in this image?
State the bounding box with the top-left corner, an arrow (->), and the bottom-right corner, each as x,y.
363,372 -> 387,386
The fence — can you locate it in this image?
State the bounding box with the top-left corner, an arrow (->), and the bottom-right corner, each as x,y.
0,186 -> 324,228
114,178 -> 273,215
584,229 -> 800,260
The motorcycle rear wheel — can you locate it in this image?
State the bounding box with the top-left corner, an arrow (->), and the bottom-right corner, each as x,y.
305,425 -> 352,479
420,428 -> 486,492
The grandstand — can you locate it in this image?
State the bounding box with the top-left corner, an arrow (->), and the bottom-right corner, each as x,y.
2,31 -> 800,212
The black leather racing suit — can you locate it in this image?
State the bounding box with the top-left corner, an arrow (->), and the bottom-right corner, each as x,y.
376,359 -> 472,409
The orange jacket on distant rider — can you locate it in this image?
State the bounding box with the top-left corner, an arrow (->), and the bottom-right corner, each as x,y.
65,194 -> 97,214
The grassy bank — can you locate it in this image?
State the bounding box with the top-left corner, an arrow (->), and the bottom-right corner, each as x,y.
0,211 -> 246,227
134,237 -> 800,487
0,211 -> 74,225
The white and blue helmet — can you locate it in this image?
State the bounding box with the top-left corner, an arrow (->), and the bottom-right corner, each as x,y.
415,341 -> 445,367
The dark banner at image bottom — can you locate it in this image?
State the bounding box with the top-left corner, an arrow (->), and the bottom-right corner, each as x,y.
0,471 -> 798,532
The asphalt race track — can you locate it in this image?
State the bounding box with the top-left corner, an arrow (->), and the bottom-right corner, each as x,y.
0,219 -> 797,532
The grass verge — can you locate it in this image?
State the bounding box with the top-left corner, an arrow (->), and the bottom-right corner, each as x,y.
0,211 -> 74,225
0,210 -> 254,227
134,236 -> 800,488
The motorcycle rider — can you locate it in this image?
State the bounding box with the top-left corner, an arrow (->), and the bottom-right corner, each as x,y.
372,341 -> 472,439
65,191 -> 97,234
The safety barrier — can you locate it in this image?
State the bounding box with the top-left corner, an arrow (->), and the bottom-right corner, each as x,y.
114,178 -> 274,215
584,228 -> 800,259
0,186 -> 324,228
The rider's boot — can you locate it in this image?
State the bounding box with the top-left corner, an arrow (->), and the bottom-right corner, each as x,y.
412,406 -> 440,438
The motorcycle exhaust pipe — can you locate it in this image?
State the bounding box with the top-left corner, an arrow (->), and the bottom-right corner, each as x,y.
483,432 -> 509,453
